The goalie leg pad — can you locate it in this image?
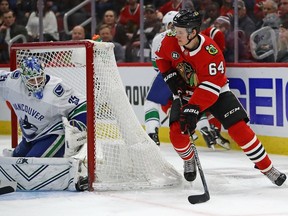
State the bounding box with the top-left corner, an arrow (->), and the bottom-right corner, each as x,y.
0,156 -> 85,191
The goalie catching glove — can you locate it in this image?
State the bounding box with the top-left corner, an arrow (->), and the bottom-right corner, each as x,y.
62,117 -> 87,158
162,69 -> 187,95
179,104 -> 200,135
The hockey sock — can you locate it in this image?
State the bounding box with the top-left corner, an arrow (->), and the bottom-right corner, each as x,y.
170,122 -> 194,160
207,113 -> 222,130
144,100 -> 160,134
228,120 -> 272,172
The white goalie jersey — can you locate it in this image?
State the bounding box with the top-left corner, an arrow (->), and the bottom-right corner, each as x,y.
0,70 -> 86,142
151,30 -> 171,72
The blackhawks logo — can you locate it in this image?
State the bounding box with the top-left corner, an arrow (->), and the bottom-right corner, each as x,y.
176,62 -> 198,87
205,44 -> 218,55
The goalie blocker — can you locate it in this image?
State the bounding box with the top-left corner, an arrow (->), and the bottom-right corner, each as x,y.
0,156 -> 87,191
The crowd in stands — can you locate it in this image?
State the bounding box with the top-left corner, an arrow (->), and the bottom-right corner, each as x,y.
0,0 -> 288,63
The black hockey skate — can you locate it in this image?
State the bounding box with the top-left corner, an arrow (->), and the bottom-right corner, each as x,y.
200,127 -> 216,149
75,176 -> 88,191
148,127 -> 160,146
210,125 -> 230,150
183,158 -> 197,181
264,167 -> 286,186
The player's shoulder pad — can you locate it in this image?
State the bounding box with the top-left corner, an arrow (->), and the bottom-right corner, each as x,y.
205,44 -> 219,56
166,29 -> 176,37
53,83 -> 65,97
201,35 -> 219,56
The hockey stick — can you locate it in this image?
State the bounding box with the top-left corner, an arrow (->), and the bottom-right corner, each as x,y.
0,181 -> 17,195
187,136 -> 210,204
160,115 -> 169,125
178,95 -> 210,204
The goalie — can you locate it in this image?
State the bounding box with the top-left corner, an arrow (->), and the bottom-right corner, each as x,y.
0,57 -> 88,191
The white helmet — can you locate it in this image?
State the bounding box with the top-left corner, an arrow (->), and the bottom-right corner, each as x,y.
162,11 -> 178,30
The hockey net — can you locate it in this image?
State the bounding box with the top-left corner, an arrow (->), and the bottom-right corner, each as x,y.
10,40 -> 182,191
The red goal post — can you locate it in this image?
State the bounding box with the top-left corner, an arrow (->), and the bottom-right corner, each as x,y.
10,40 -> 182,191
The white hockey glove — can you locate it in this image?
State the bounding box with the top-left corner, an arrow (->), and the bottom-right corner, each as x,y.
62,117 -> 87,158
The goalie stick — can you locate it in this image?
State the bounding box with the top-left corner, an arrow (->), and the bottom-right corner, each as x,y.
178,94 -> 210,204
0,181 -> 17,195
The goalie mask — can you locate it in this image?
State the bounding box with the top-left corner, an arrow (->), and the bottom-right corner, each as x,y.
20,57 -> 46,99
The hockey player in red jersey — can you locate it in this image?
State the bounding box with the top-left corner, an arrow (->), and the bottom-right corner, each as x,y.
155,9 -> 286,186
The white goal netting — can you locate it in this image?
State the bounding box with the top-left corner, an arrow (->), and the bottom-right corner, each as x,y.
11,40 -> 182,191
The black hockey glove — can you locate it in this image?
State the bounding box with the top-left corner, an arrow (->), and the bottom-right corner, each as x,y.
179,104 -> 200,135
162,69 -> 187,95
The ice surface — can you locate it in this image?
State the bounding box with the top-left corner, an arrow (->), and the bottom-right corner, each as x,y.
0,135 -> 287,216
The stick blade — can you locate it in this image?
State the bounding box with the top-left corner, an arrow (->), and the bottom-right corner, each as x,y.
188,193 -> 210,204
0,181 -> 17,195
0,186 -> 16,195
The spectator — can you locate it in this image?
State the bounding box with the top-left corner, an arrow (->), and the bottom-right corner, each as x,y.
276,20 -> 288,62
201,2 -> 220,30
0,9 -> 27,63
158,0 -> 182,17
96,9 -> 127,46
255,0 -> 279,29
279,0 -> 288,23
14,0 -> 35,26
26,0 -> 59,42
242,0 -> 255,21
262,0 -> 278,17
213,15 -> 231,36
206,15 -> 231,52
125,4 -> 162,62
249,0 -> 280,62
225,1 -> 256,63
220,0 -> 233,17
71,25 -> 85,41
0,0 -> 9,25
98,24 -> 125,63
118,0 -> 140,34
95,0 -> 115,21
253,0 -> 265,23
